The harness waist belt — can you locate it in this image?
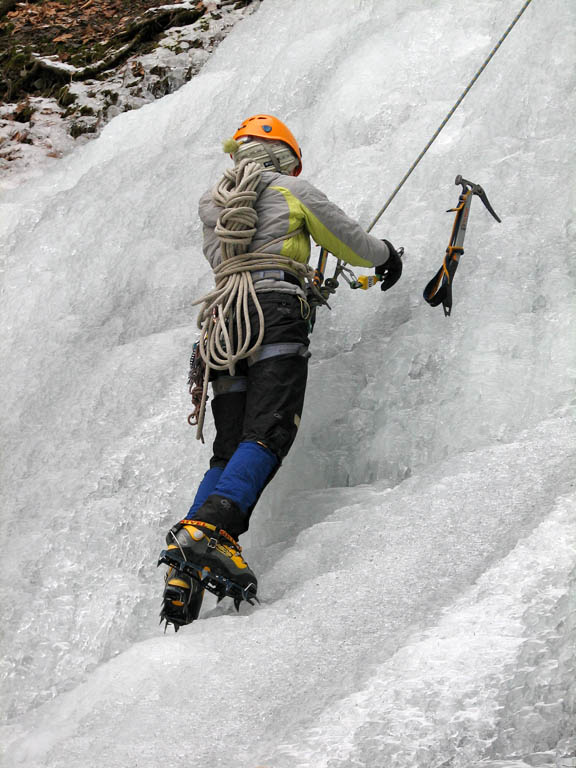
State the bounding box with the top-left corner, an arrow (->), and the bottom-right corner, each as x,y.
252,270 -> 302,287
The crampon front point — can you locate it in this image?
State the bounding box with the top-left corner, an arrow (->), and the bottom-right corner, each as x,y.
160,567 -> 204,632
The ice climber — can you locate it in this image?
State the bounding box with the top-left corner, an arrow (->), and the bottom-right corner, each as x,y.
159,114 -> 403,629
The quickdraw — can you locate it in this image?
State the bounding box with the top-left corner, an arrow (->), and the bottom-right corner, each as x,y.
312,247 -> 362,300
423,175 -> 501,316
308,245 -> 404,323
307,247 -> 362,330
187,337 -> 207,426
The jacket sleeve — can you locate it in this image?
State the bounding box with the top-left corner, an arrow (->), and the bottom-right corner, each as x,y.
286,178 -> 390,268
198,188 -> 223,268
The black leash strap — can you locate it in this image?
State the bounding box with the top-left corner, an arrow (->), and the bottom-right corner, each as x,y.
423,175 -> 501,316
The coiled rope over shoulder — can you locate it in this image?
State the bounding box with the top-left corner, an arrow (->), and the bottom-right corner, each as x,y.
191,158 -> 313,441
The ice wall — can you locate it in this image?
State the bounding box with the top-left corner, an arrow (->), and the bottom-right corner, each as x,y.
1,0 -> 575,766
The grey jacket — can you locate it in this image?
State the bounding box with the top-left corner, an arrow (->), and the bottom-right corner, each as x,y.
198,170 -> 389,291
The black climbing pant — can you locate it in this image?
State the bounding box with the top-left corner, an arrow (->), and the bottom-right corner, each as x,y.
210,292 -> 311,466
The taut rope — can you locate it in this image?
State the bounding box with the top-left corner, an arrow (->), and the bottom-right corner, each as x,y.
367,0 -> 535,231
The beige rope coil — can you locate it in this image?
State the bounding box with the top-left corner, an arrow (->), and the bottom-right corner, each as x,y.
192,158 -> 313,441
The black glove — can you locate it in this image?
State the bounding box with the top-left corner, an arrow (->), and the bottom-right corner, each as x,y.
375,239 -> 403,291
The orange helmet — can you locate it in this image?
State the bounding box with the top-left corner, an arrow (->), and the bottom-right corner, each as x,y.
233,114 -> 302,176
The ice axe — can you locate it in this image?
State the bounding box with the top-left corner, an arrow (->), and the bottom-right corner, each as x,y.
423,175 -> 501,316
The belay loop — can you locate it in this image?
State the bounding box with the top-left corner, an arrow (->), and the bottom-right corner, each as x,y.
423,175 -> 501,316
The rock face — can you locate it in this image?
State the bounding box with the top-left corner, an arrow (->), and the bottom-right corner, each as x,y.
0,0 -> 260,181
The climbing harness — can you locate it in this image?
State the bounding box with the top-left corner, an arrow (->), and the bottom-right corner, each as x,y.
423,175 -> 501,316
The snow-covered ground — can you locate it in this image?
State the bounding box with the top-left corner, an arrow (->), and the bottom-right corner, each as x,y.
1,0 -> 575,766
0,0 -> 259,187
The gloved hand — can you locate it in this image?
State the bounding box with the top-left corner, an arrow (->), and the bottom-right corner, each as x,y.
375,239 -> 403,291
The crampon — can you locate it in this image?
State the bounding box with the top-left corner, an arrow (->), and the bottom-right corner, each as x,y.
158,548 -> 259,630
160,566 -> 204,632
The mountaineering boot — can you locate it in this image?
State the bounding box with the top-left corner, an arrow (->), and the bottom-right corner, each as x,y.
160,565 -> 204,632
160,519 -> 258,608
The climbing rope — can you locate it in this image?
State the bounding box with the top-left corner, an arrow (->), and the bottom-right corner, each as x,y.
367,0 -> 534,232
190,158 -> 313,441
194,247 -> 310,371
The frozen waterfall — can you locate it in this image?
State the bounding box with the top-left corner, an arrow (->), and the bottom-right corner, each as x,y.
1,0 -> 575,766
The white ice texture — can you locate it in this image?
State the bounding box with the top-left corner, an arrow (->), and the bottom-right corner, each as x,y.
1,1 -> 576,766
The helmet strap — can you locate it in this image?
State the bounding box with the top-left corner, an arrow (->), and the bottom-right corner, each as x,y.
258,141 -> 283,173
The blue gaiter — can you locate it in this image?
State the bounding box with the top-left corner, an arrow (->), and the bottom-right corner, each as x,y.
213,441 -> 278,513
187,466 -> 224,518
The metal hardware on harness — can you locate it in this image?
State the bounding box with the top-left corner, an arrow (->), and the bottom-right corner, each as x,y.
308,245 -> 406,318
337,263 -> 363,290
187,337 -> 207,426
310,248 -> 362,306
423,175 -> 501,317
